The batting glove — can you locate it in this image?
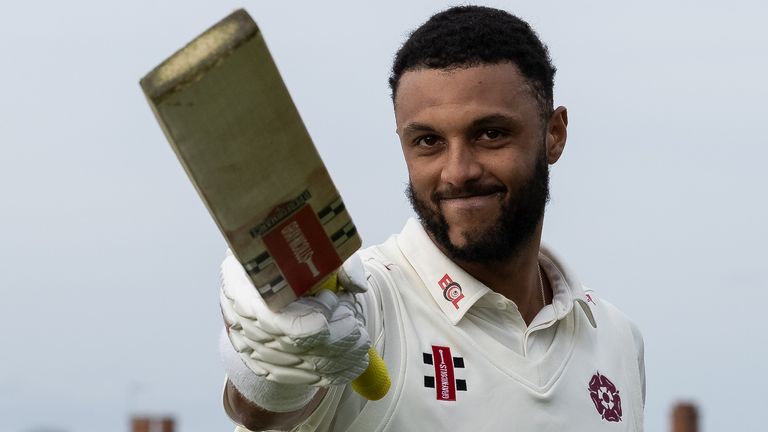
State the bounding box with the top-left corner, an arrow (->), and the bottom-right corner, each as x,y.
220,251 -> 371,391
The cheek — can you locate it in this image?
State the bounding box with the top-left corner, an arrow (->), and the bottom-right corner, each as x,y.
478,151 -> 530,184
406,159 -> 439,194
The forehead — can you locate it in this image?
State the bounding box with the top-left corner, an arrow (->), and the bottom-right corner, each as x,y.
394,63 -> 538,129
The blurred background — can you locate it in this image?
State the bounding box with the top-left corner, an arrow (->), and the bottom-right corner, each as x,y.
1,1 -> 765,431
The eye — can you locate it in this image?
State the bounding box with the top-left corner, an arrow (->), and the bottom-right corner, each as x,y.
478,129 -> 504,140
415,134 -> 441,147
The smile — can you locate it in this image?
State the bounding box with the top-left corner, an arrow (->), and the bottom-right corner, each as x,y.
439,192 -> 504,211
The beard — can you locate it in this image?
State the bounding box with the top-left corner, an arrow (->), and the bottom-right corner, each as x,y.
406,148 -> 550,264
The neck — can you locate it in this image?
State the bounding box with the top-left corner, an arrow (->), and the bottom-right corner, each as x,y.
450,222 -> 549,325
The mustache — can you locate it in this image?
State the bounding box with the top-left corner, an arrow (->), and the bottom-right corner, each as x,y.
433,182 -> 507,200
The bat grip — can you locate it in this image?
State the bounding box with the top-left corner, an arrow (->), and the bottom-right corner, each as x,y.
352,347 -> 391,400
313,273 -> 391,400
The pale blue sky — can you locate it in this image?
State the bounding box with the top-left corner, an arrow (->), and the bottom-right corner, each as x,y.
1,1 -> 766,431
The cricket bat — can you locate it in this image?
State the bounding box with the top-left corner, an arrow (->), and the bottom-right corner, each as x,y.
140,9 -> 389,400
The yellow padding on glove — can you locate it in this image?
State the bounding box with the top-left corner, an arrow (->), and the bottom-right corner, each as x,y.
311,271 -> 391,401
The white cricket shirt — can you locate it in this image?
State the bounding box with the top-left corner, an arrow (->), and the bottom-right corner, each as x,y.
237,218 -> 645,432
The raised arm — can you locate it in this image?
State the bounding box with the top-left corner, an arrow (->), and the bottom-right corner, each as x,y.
218,252 -> 372,430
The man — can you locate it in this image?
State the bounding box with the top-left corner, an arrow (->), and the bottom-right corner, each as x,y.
219,5 -> 645,431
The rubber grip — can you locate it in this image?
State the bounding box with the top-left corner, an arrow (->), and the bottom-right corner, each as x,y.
352,347 -> 391,400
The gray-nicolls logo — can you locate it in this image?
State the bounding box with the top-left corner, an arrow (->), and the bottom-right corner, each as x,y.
423,345 -> 466,401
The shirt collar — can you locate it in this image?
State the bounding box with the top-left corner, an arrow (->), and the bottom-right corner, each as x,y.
395,218 -> 597,327
396,218 -> 490,324
538,245 -> 597,328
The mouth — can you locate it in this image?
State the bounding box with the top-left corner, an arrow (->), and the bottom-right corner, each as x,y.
438,190 -> 505,211
439,190 -> 503,199
436,184 -> 506,200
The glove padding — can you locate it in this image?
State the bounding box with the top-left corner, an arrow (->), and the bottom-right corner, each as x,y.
220,251 -> 370,387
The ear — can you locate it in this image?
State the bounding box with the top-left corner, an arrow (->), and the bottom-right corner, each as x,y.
545,106 -> 568,164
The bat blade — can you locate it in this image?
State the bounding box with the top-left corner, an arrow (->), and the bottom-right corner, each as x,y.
140,9 -> 361,311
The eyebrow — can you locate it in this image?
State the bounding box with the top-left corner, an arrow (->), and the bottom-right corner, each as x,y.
401,113 -> 521,136
401,122 -> 437,135
468,113 -> 521,129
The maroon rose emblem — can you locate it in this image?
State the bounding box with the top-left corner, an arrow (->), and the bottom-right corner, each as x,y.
588,372 -> 622,422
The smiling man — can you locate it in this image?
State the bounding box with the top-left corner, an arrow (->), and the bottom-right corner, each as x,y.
220,6 -> 645,431
398,61 -> 562,324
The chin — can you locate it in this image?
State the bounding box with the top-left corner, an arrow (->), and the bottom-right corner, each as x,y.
447,220 -> 496,248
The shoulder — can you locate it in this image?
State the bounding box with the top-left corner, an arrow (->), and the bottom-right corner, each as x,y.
539,244 -> 643,349
356,236 -> 409,290
583,289 -> 646,403
358,234 -> 401,264
354,236 -> 406,300
583,289 -> 644,352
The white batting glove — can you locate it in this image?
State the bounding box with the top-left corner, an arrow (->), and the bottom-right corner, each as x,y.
220,251 -> 371,388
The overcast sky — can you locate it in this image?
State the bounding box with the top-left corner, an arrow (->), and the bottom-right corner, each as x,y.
1,1 -> 766,431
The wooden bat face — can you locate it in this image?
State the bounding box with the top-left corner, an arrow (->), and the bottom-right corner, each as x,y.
141,9 -> 360,311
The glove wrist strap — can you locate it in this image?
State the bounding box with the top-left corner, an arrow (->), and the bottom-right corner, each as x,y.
220,330 -> 318,412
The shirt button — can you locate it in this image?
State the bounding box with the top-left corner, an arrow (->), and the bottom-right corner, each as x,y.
495,301 -> 506,310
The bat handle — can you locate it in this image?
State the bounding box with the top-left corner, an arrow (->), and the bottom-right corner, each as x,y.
313,274 -> 391,400
351,347 -> 391,400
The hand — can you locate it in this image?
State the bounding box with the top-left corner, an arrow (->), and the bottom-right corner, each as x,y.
220,251 -> 371,387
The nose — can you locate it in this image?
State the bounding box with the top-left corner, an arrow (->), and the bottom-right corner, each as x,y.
440,140 -> 483,187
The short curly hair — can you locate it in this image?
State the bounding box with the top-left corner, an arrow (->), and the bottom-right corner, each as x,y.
389,6 -> 556,121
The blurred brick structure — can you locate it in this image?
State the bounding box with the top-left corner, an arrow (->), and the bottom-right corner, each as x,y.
671,402 -> 698,432
131,416 -> 175,432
